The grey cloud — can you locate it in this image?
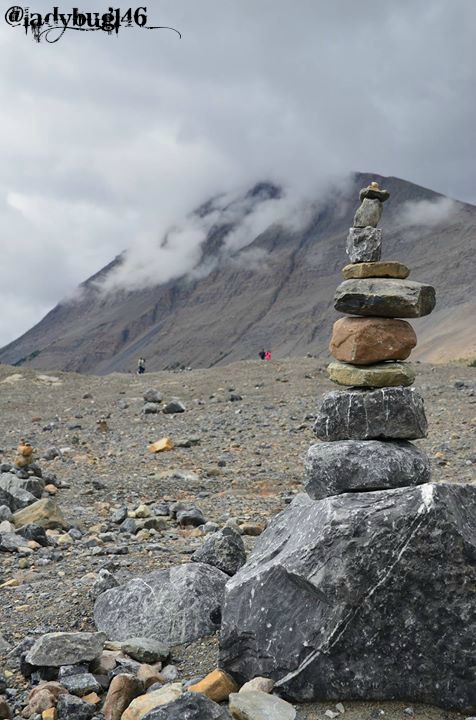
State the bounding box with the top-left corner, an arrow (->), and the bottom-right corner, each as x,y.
0,0 -> 475,345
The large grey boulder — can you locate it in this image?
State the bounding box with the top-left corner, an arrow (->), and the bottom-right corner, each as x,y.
346,227 -> 382,262
142,691 -> 232,719
94,563 -> 228,645
305,440 -> 430,500
0,474 -> 38,512
334,278 -> 436,318
220,484 -> 476,711
25,632 -> 106,667
191,527 -> 246,576
314,387 -> 428,441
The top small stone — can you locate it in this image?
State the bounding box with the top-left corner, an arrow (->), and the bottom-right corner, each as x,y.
359,181 -> 390,203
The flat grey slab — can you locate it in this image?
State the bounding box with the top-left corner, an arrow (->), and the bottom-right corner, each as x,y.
334,278 -> 436,318
305,440 -> 430,500
313,387 -> 428,441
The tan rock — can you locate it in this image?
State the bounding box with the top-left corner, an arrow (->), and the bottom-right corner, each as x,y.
239,677 -> 274,694
120,683 -> 182,720
23,682 -> 66,717
136,663 -> 164,689
148,438 -> 174,453
90,650 -> 120,674
189,669 -> 238,702
56,534 -> 74,546
103,674 -> 143,720
42,710 -> 56,720
12,499 -> 67,530
44,484 -> 58,495
327,361 -> 415,387
82,693 -> 101,705
42,709 -> 56,720
330,317 -> 417,365
342,261 -> 409,280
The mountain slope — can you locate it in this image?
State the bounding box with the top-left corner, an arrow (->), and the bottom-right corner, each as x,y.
1,172 -> 475,373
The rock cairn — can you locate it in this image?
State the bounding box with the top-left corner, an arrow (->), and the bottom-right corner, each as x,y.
314,181 -> 436,495
219,184 -> 476,712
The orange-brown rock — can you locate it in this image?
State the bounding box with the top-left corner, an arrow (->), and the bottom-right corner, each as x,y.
102,674 -> 143,720
189,669 -> 238,702
330,317 -> 417,365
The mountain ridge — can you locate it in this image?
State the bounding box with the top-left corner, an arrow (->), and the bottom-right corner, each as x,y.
2,171 -> 475,373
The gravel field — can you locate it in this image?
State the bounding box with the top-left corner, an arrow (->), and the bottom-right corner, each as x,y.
1,357 -> 475,719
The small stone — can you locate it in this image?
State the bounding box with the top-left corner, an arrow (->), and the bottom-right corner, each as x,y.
144,404 -> 161,415
160,665 -> 178,683
314,387 -> 428,441
334,279 -> 436,318
42,708 -> 56,720
102,673 -> 143,720
61,673 -> 101,697
239,678 -> 274,694
17,524 -> 48,546
177,507 -> 206,528
228,690 -> 296,720
121,683 -> 182,720
346,227 -> 382,263
335,703 -> 345,714
327,361 -> 416,388
143,389 -> 163,404
330,317 -> 417,365
122,638 -> 170,664
111,507 -> 128,524
92,569 -> 119,597
325,711 -> 339,719
137,663 -> 164,690
162,400 -> 186,414
0,506 -> 12,521
191,527 -> 246,576
188,669 -> 238,702
0,698 -> 10,720
56,534 -> 74,547
81,692 -> 100,705
342,261 -> 409,280
147,439 -> 173,454
240,523 -> 264,537
135,504 -> 151,519
55,693 -> 95,719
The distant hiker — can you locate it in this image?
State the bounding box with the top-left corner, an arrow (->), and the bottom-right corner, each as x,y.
264,351 -> 272,361
259,349 -> 266,360
137,357 -> 146,375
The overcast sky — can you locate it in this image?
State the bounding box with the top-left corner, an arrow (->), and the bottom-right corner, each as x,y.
0,0 -> 475,346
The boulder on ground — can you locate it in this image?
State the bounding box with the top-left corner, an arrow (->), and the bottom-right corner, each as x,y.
25,632 -> 106,667
0,474 -> 37,512
94,563 -> 227,645
220,484 -> 476,711
11,499 -> 67,530
314,387 -> 427,441
121,683 -> 182,720
305,440 -> 430,500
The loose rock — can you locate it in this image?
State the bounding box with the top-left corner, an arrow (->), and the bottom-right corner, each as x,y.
94,563 -> 227,644
330,317 -> 417,365
191,527 -> 246,576
228,690 -> 296,720
334,279 -> 436,318
327,360 -> 415,387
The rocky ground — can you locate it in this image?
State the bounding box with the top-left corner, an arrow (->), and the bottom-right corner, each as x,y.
1,357 -> 475,719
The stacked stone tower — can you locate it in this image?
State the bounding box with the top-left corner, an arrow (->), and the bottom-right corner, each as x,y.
307,182 -> 436,499
220,186 -> 476,712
